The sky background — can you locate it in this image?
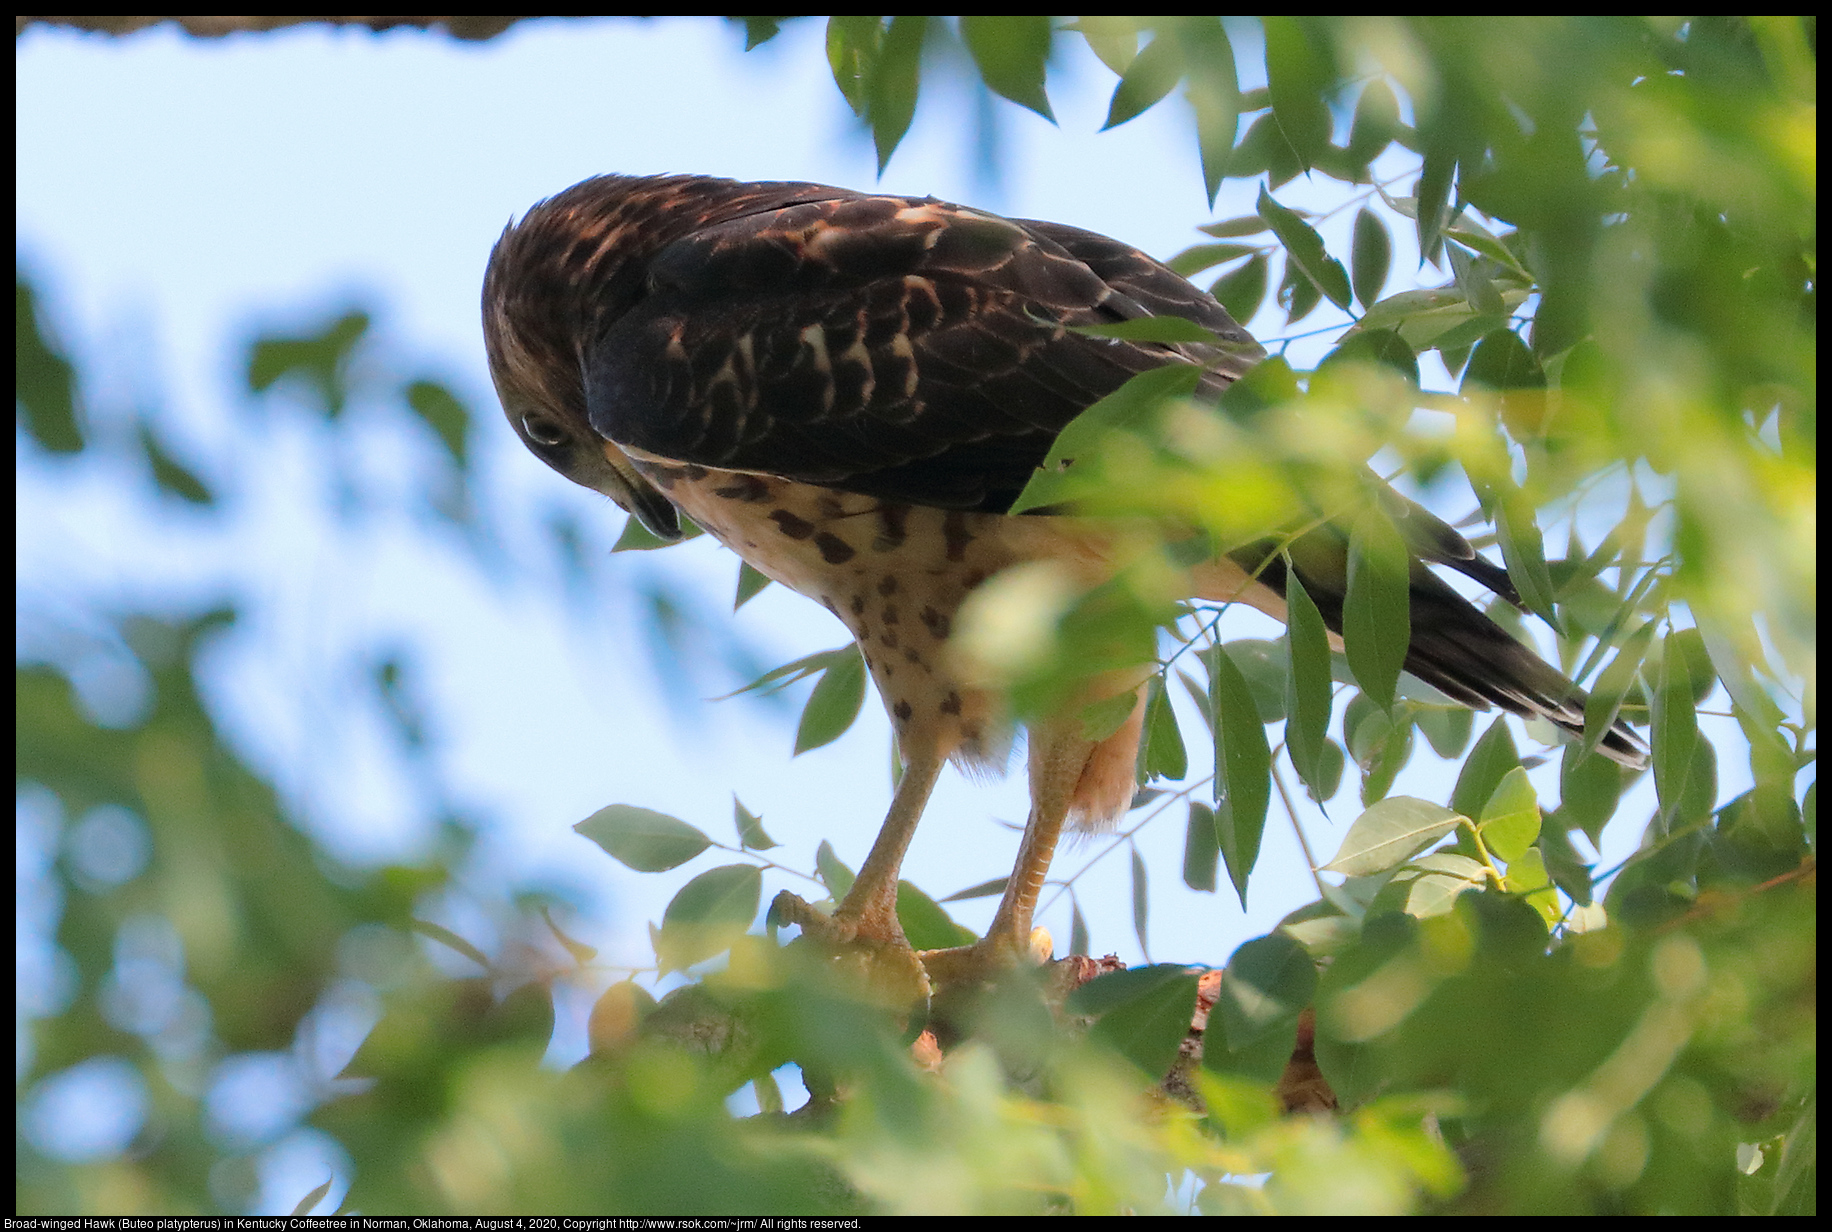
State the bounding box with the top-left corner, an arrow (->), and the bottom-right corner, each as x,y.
17,17 -> 1709,1213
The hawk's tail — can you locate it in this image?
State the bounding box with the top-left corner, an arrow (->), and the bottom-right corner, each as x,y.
1244,550 -> 1649,771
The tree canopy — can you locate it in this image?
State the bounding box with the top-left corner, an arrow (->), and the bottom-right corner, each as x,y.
17,16 -> 1814,1215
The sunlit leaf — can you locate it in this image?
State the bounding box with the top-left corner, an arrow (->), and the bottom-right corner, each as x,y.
656,864 -> 763,971
575,805 -> 713,872
1322,797 -> 1462,876
1477,766 -> 1540,863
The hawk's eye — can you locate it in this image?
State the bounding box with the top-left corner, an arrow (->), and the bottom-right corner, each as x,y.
521,414 -> 567,447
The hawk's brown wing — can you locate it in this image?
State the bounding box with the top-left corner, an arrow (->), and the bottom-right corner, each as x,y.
583,191 -> 1263,512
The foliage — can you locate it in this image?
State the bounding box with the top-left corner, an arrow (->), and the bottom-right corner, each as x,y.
18,15 -> 1814,1216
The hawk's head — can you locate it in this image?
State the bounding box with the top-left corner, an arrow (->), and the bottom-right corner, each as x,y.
482,174 -> 705,539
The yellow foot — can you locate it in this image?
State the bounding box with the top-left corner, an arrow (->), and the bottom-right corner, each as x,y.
916,926 -> 1055,993
769,890 -> 930,1009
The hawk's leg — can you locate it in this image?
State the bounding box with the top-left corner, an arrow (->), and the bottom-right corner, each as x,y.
921,684 -> 1150,991
770,746 -> 946,1005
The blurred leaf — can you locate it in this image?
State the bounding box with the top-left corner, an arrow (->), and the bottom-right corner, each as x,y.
1344,510 -> 1410,711
1351,207 -> 1392,310
136,421 -> 214,505
941,876 -> 1007,902
815,840 -> 855,902
960,15 -> 1054,120
409,919 -> 492,972
1261,16 -> 1332,169
1131,845 -> 1151,958
576,805 -> 713,872
1283,569 -> 1333,801
1070,899 -> 1090,957
1069,963 -> 1201,1079
656,864 -> 763,971
1414,706 -> 1474,760
1258,186 -> 1352,310
1653,629 -> 1702,828
1103,31 -> 1182,128
1198,216 -> 1271,239
403,378 -> 469,468
1584,620 -> 1655,759
1166,241 -> 1260,278
245,309 -> 368,419
1210,251 -> 1270,324
895,881 -> 977,950
17,273 -> 84,453
1183,801 -> 1220,892
1206,642 -> 1272,907
1218,932 -> 1316,1048
733,798 -> 777,851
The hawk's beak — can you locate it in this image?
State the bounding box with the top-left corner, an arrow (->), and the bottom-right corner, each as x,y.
628,482 -> 682,542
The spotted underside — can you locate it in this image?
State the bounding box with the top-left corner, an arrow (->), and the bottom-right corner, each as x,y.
623,443 -> 1266,798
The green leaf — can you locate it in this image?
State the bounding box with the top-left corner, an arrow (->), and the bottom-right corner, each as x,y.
1447,244 -> 1506,318
1183,801 -> 1220,892
1414,146 -> 1455,265
793,644 -> 867,755
1070,15 -> 1138,75
1261,16 -> 1332,169
1007,362 -> 1202,514
1653,627 -> 1701,827
613,512 -> 703,551
1210,252 -> 1270,324
1181,17 -> 1241,204
1584,619 -> 1655,758
1558,744 -> 1624,848
1414,706 -> 1474,760
1069,964 -> 1201,1079
868,16 -> 926,172
959,15 -> 1055,121
16,274 -> 84,453
1219,637 -> 1288,723
1345,693 -> 1415,806
1462,327 -> 1547,392
1494,500 -> 1561,634
409,919 -> 492,972
1283,568 -> 1333,800
1198,216 -> 1271,239
1166,241 -> 1260,278
1257,186 -> 1352,310
1501,845 -> 1559,926
1218,932 -> 1316,1048
656,864 -> 763,972
1067,315 -> 1221,344
1143,675 -> 1188,781
289,1176 -> 335,1217
941,875 -> 1007,902
1206,642 -> 1272,907
1317,327 -> 1419,386
1350,207 -> 1392,310
721,644 -> 856,699
1131,845 -> 1151,959
1070,900 -> 1090,957
404,378 -> 470,468
815,840 -> 855,902
1345,79 -> 1400,167
136,421 -> 214,505
895,881 -> 977,950
1323,796 -> 1462,876
1477,766 -> 1540,863
1451,718 -> 1521,823
575,805 -> 713,872
1343,510 -> 1410,711
1103,32 -> 1183,129
734,561 -> 772,609
733,797 -> 777,851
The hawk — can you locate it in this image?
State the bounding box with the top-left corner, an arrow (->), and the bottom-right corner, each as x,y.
483,173 -> 1646,997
